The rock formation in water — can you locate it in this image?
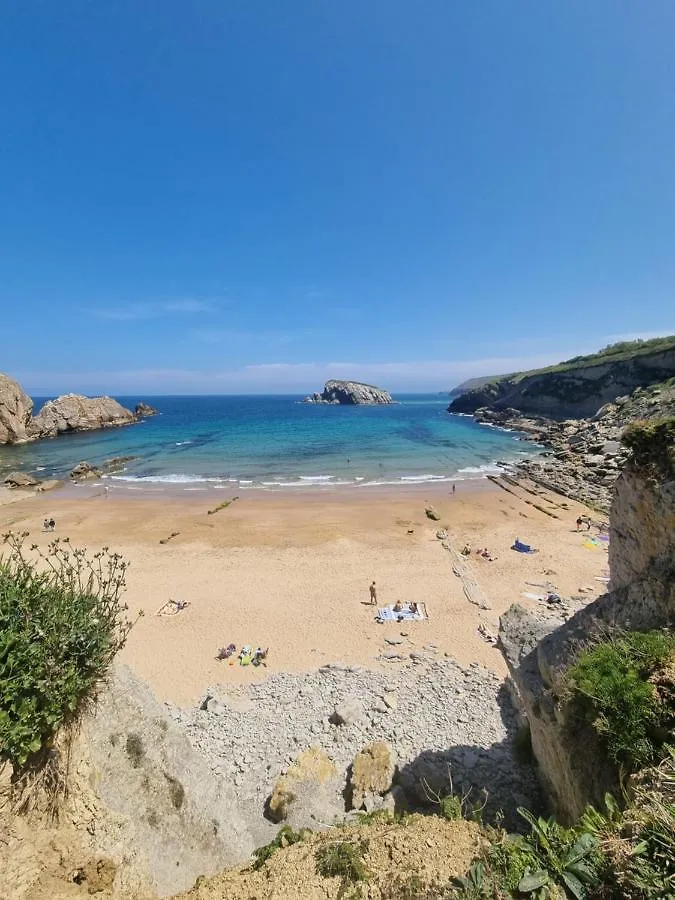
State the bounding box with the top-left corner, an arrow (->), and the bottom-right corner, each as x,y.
134,402 -> 158,417
304,380 -> 393,405
499,420 -> 675,821
0,371 -> 156,445
0,373 -> 34,444
29,394 -> 137,439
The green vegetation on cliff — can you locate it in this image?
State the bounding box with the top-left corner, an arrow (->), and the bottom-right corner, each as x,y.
0,532 -> 137,768
622,418 -> 675,480
449,335 -> 675,417
566,630 -> 675,772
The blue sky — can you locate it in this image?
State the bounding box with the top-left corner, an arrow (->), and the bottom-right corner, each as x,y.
1,1 -> 674,395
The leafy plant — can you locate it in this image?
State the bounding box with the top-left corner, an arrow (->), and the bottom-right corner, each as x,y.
514,808 -> 601,900
252,824 -> 308,869
566,630 -> 675,771
453,812 -> 601,900
315,839 -> 370,885
0,532 -> 138,769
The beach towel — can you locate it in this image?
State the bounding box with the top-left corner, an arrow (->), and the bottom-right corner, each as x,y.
377,602 -> 427,622
512,539 -> 537,553
582,540 -> 601,551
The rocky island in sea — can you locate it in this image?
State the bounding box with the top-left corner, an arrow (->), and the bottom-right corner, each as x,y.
304,379 -> 393,405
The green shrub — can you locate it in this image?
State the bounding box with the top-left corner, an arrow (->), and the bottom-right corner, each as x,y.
566,631 -> 674,771
0,532 -> 137,768
622,418 -> 675,478
440,794 -> 464,821
315,839 -> 370,884
252,825 -> 307,869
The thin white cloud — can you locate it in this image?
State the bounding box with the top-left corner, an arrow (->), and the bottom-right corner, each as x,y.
89,299 -> 218,321
13,329 -> 675,395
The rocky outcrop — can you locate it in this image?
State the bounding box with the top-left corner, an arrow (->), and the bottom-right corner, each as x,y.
482,379 -> 675,513
4,471 -> 40,488
65,664 -> 258,897
70,461 -> 102,481
0,371 -> 156,445
348,742 -> 396,811
304,380 -> 393,405
267,746 -> 343,828
135,402 -> 158,417
450,338 -> 675,419
0,373 -> 33,444
499,429 -> 675,821
29,394 -> 137,439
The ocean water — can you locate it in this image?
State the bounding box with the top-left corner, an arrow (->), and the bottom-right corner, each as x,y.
0,395 -> 536,491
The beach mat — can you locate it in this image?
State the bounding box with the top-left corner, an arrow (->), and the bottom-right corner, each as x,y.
377,602 -> 427,622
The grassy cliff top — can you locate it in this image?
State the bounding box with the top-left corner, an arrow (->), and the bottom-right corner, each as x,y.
452,335 -> 675,394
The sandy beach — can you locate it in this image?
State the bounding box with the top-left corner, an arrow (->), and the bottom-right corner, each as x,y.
0,480 -> 608,706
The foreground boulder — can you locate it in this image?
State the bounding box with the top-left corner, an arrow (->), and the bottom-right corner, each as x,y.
267,746 -> 343,828
349,741 -> 396,810
30,394 -> 137,439
0,373 -> 33,444
304,380 -> 393,405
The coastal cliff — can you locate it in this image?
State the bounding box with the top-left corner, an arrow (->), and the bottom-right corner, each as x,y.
304,380 -> 393,405
0,374 -> 34,444
499,419 -> 675,821
449,336 -> 675,420
0,372 -> 154,445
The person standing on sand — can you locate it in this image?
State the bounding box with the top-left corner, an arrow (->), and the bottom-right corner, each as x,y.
452,484 -> 456,496
576,516 -> 583,532
369,581 -> 377,605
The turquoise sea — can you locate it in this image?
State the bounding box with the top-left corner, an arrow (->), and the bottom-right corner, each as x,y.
0,395 -> 536,492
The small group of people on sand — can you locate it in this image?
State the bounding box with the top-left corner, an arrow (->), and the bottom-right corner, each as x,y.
461,544 -> 497,561
576,515 -> 592,532
43,518 -> 56,532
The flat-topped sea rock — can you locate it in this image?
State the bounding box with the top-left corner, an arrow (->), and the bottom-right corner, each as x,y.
304,379 -> 393,405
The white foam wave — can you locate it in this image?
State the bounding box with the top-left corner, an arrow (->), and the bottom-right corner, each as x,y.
456,463 -> 505,475
110,474 -> 228,484
175,440 -> 193,446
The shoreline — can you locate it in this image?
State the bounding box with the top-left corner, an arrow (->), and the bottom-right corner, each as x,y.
0,478 -> 608,707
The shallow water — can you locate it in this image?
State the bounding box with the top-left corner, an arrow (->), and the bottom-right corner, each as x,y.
0,394 -> 537,490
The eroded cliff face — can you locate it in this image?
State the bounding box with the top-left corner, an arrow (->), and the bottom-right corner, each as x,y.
0,374 -> 34,444
449,347 -> 675,419
499,453 -> 675,822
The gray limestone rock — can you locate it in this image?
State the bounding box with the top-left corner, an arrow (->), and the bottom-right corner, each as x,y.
304,380 -> 393,405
